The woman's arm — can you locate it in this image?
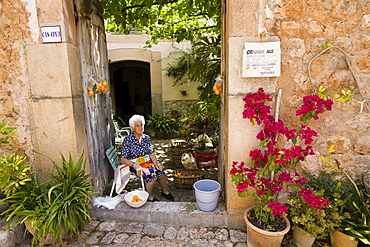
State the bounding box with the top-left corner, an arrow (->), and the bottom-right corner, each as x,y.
120,157 -> 143,176
149,153 -> 163,171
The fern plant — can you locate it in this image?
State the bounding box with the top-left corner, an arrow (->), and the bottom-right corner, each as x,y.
146,114 -> 177,134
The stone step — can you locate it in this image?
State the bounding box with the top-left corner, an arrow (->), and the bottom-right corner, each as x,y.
89,201 -> 227,228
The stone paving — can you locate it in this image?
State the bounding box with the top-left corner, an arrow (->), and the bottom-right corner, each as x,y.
17,220 -> 249,246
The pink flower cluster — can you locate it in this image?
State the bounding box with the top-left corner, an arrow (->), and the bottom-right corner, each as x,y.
296,95 -> 333,121
242,88 -> 321,168
231,88 -> 333,221
267,200 -> 289,217
299,188 -> 330,210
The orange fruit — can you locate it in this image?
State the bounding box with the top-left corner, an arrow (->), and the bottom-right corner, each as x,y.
102,81 -> 108,87
213,82 -> 222,95
87,86 -> 92,91
131,195 -> 142,202
88,90 -> 94,96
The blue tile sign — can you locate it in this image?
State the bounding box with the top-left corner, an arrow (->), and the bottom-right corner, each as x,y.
242,41 -> 281,77
41,26 -> 62,43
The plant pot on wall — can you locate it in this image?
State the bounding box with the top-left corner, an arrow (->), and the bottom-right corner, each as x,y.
330,231 -> 358,247
293,225 -> 316,247
244,206 -> 291,247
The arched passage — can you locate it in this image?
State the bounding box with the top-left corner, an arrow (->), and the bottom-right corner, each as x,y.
108,48 -> 163,124
110,61 -> 151,124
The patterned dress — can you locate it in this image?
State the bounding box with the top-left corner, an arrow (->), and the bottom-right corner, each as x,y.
120,133 -> 165,183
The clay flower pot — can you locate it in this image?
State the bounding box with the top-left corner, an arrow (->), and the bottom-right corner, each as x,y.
330,231 -> 358,247
293,225 -> 316,247
25,221 -> 53,245
244,206 -> 291,247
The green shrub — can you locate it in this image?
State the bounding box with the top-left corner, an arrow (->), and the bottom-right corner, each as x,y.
1,153 -> 94,246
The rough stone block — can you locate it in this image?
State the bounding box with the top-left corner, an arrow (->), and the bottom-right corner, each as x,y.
0,230 -> 16,247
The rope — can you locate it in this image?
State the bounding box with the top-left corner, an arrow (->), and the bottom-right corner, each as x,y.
307,46 -> 369,112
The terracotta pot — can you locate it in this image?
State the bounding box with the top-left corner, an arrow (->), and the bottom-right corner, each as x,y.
330,231 -> 358,247
25,221 -> 53,244
244,206 -> 291,247
293,225 -> 316,247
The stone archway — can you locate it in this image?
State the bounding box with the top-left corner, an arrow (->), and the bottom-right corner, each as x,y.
108,48 -> 163,117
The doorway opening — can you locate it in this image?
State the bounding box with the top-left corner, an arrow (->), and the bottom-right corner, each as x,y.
109,60 -> 151,125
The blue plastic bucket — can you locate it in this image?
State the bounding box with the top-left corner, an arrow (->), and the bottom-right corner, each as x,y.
193,179 -> 221,211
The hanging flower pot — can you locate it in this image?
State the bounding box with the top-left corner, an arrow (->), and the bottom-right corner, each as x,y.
293,225 -> 316,247
244,206 -> 290,247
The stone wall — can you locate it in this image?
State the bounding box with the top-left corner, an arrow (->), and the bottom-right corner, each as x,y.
223,0 -> 370,229
0,0 -> 113,193
0,0 -> 33,159
263,0 -> 370,173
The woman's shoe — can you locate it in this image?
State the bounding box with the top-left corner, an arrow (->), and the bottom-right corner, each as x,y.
148,197 -> 160,202
161,192 -> 174,201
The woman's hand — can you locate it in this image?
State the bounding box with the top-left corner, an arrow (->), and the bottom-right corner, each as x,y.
154,163 -> 163,171
133,163 -> 142,176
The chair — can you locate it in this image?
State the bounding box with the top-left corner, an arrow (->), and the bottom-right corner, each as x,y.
115,127 -> 131,145
105,145 -> 130,197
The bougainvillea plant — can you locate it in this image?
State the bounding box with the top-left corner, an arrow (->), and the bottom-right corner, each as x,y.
230,88 -> 335,230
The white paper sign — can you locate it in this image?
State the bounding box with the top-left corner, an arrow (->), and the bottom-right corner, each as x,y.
41,26 -> 62,43
242,41 -> 281,77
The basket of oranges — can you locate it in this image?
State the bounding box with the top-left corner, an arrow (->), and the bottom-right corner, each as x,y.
174,169 -> 205,189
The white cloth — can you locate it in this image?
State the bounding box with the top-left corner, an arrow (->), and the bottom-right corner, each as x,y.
93,194 -> 125,210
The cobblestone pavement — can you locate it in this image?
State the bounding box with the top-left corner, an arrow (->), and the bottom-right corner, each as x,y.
19,220 -> 249,247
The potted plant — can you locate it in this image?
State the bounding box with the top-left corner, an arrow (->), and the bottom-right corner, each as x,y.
0,153 -> 93,246
331,170 -> 370,247
230,88 -> 338,247
287,186 -> 345,247
167,110 -> 187,135
188,101 -> 220,130
146,113 -> 178,137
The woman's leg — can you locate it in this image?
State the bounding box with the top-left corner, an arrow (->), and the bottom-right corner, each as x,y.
145,178 -> 157,200
157,175 -> 169,195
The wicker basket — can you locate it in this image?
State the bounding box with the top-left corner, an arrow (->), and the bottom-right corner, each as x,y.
172,154 -> 184,168
174,169 -> 205,189
171,140 -> 189,147
169,141 -> 193,167
170,146 -> 190,156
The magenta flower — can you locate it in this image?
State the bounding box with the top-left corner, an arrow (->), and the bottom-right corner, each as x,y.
231,88 -> 335,224
267,200 -> 289,217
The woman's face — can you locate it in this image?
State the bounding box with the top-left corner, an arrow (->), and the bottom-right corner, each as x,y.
132,121 -> 144,135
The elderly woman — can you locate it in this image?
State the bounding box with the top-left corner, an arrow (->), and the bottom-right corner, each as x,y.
120,115 -> 174,202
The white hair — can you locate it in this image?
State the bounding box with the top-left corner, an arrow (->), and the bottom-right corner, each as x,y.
129,115 -> 145,129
